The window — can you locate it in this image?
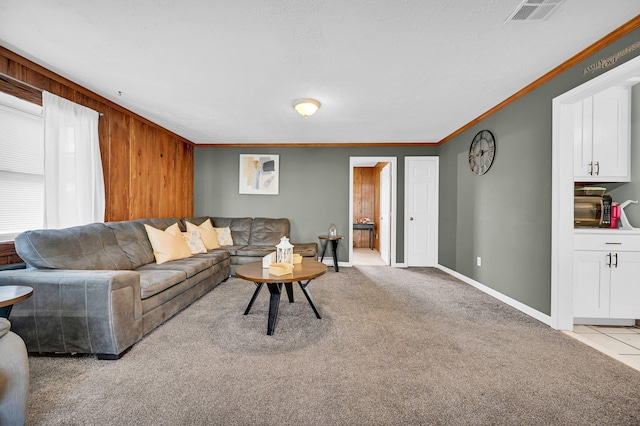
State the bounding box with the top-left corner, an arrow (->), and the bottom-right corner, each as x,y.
0,91 -> 44,242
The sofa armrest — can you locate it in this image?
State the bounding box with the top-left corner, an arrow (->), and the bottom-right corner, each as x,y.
0,270 -> 143,358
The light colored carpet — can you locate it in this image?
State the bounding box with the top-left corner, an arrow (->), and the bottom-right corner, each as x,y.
25,266 -> 640,425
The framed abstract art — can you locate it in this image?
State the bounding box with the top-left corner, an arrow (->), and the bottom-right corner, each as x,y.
239,154 -> 279,195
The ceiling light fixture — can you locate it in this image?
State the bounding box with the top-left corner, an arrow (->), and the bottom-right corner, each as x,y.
293,98 -> 320,118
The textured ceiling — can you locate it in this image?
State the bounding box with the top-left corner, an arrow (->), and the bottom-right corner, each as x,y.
1,0 -> 640,144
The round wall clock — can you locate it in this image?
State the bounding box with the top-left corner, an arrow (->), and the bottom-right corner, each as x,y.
468,130 -> 496,175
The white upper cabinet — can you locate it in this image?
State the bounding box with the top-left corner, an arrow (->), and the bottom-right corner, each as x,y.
573,86 -> 631,182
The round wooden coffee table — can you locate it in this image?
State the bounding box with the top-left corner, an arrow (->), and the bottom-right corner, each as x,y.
236,258 -> 327,335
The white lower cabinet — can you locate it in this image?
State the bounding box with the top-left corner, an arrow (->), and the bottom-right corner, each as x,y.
574,232 -> 640,321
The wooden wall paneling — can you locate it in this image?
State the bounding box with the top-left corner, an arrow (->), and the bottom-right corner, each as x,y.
361,167 -> 374,221
353,167 -> 375,248
130,119 -> 148,219
362,168 -> 374,248
181,141 -> 194,217
48,79 -> 77,103
164,135 -> 182,218
155,130 -> 170,218
353,168 -> 362,247
108,108 -> 131,221
6,60 -> 28,84
146,125 -> 158,218
0,55 -> 8,75
172,136 -> 193,218
24,67 -> 50,95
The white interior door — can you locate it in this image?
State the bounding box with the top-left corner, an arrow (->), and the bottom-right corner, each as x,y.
379,164 -> 391,264
405,157 -> 438,267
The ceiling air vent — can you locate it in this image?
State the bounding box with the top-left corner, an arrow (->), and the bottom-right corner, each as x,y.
507,0 -> 565,22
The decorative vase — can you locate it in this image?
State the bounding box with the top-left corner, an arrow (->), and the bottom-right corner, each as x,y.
328,224 -> 337,237
276,236 -> 294,265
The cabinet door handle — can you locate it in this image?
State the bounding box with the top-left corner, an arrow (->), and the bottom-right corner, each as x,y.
595,161 -> 600,176
589,162 -> 593,175
607,252 -> 612,267
614,252 -> 618,268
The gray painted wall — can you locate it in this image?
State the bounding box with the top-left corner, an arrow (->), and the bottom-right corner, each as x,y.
194,146 -> 437,263
438,29 -> 640,315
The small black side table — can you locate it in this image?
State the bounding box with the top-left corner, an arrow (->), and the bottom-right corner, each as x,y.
353,222 -> 374,249
318,235 -> 343,272
0,285 -> 33,318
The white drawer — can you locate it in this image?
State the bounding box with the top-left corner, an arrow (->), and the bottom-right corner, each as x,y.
574,232 -> 640,251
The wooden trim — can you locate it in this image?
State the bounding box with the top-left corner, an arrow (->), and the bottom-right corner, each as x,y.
437,13 -> 640,146
198,142 -> 438,148
0,47 -> 194,147
0,74 -> 41,105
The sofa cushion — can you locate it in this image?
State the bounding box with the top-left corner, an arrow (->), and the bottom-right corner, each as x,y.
185,219 -> 219,250
107,219 -> 183,269
218,245 -> 245,256
106,220 -> 156,269
293,242 -> 319,258
235,246 -> 279,257
181,231 -> 207,254
136,256 -> 212,279
191,249 -> 231,265
137,269 -> 187,299
214,227 -> 234,246
15,223 -> 133,270
212,218 -> 253,246
248,218 -> 290,246
144,224 -> 192,264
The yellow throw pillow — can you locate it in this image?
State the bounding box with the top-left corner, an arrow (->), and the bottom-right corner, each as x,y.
144,223 -> 192,264
186,219 -> 220,250
214,226 -> 234,246
182,230 -> 207,254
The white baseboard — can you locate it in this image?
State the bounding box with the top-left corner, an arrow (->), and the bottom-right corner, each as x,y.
319,259 -> 350,268
437,264 -> 552,327
574,318 -> 635,326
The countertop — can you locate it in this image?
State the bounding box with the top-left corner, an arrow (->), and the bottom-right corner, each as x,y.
574,227 -> 640,235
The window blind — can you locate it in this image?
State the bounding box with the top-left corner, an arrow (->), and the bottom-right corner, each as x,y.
0,91 -> 44,241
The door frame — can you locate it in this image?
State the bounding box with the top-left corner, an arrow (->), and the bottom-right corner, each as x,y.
379,163 -> 391,264
551,54 -> 640,330
404,156 -> 439,267
349,157 -> 398,267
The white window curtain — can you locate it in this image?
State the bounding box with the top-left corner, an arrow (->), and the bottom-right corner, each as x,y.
43,91 -> 105,228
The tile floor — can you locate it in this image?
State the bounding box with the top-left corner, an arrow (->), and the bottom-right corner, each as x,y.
565,325 -> 640,372
352,248 -> 387,266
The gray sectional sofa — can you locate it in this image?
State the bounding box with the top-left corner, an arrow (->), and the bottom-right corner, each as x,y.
0,216 -> 317,359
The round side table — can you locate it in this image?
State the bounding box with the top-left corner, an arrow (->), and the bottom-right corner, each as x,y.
0,286 -> 33,318
318,235 -> 343,272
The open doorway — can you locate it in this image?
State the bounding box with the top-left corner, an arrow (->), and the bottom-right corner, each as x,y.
349,157 -> 397,266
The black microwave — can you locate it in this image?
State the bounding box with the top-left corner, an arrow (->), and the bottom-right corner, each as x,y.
574,195 -> 612,227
